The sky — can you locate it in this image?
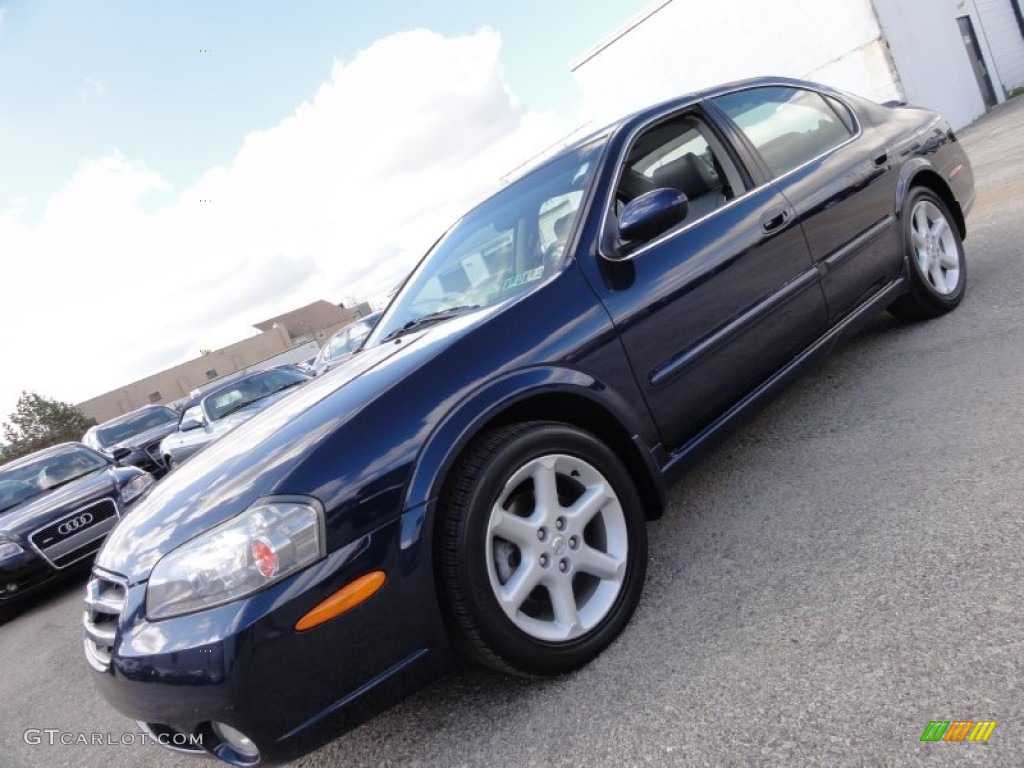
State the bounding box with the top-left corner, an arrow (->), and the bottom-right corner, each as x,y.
0,0 -> 654,424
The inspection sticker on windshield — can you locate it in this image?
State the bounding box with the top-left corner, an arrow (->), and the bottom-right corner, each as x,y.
502,267 -> 544,291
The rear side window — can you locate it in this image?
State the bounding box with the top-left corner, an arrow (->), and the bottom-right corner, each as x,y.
713,87 -> 855,177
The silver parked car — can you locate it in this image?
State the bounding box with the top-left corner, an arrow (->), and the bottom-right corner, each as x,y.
159,367 -> 311,468
309,312 -> 380,376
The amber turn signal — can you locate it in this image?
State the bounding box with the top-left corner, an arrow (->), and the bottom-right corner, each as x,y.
295,571 -> 387,631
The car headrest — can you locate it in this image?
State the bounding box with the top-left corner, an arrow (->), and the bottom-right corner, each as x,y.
651,153 -> 715,200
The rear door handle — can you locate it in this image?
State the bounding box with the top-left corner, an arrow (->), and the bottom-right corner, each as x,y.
873,149 -> 890,168
760,207 -> 792,234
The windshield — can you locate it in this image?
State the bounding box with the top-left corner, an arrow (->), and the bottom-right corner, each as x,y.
203,368 -> 309,421
368,142 -> 602,345
95,407 -> 177,446
0,446 -> 109,513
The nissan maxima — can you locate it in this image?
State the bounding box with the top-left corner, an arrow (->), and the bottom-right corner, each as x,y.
85,77 -> 973,765
0,443 -> 154,620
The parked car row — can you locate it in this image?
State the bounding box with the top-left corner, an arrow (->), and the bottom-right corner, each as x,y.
0,325 -> 374,622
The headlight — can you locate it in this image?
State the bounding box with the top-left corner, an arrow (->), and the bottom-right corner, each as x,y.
120,474 -> 156,505
0,538 -> 23,561
146,497 -> 325,620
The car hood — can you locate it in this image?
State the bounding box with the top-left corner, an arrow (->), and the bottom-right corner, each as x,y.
0,468 -> 122,541
108,421 -> 177,452
96,318 -> 468,583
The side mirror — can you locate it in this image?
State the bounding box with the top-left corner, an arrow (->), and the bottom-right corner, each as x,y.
618,188 -> 690,251
111,447 -> 131,462
180,418 -> 202,432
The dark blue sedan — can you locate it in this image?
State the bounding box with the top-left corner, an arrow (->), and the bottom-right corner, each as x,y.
85,77 -> 973,765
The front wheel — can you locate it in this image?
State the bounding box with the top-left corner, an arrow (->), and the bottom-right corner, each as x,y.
438,422 -> 648,676
889,188 -> 966,320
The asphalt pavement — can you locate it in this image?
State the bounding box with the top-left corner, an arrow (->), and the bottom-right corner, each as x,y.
1,96 -> 1023,768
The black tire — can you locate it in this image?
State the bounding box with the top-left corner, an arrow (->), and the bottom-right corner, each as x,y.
438,421 -> 647,677
889,188 -> 966,321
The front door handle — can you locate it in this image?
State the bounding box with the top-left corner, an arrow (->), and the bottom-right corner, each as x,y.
761,207 -> 792,234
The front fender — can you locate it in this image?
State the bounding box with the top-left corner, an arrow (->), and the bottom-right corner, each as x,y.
402,365 -> 663,513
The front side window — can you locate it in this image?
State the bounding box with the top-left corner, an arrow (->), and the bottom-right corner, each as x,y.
713,86 -> 855,177
613,112 -> 746,225
368,141 -> 603,345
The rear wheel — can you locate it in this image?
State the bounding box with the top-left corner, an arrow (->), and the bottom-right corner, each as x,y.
889,188 -> 966,320
438,422 -> 647,676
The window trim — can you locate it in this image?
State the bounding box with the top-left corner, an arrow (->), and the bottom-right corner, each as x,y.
598,84 -> 861,263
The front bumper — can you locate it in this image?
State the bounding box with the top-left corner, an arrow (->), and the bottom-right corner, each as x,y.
86,505 -> 453,765
0,548 -> 60,604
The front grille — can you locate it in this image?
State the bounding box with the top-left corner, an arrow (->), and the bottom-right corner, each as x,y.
83,571 -> 127,672
30,498 -> 119,569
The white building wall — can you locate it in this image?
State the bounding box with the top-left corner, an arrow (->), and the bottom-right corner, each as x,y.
571,0 -> 901,127
871,0 -> 987,128
970,0 -> 1024,92
571,0 -> 1000,132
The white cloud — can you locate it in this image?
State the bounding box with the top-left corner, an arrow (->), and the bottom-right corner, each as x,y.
78,77 -> 105,100
0,28 -> 568,420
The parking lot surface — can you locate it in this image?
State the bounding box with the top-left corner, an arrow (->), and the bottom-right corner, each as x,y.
2,96 -> 1023,767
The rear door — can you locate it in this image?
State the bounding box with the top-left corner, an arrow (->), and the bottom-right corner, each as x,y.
710,85 -> 902,323
586,105 -> 827,451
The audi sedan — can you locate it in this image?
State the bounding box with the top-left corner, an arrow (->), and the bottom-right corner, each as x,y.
86,77 -> 972,765
0,443 -> 154,620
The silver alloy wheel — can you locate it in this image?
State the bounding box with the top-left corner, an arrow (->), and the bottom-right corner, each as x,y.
911,200 -> 960,295
485,453 -> 628,642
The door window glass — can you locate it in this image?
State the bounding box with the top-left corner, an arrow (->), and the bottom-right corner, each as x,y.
614,114 -> 746,224
713,87 -> 854,177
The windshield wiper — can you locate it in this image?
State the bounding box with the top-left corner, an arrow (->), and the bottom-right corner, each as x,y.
218,397 -> 266,420
381,305 -> 479,342
273,379 -> 307,393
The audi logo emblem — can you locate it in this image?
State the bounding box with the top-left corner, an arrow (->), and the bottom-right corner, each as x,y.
57,513 -> 94,536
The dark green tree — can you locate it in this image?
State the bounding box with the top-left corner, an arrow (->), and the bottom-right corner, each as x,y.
0,392 -> 94,462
